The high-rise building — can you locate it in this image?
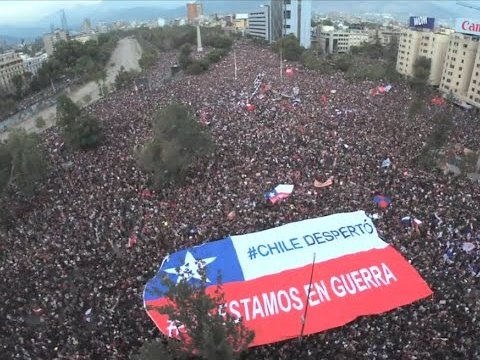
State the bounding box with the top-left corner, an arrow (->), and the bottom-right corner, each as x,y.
440,33 -> 480,104
187,2 -> 203,23
397,28 -> 454,87
396,29 -> 422,78
270,0 -> 312,48
0,51 -> 25,92
43,29 -> 68,56
81,18 -> 93,34
248,9 -> 269,41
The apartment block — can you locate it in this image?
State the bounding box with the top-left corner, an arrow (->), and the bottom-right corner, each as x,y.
440,33 -> 480,104
418,31 -> 450,85
396,29 -> 422,79
20,53 -> 48,76
376,29 -> 402,46
0,51 -> 24,92
43,29 -> 68,56
466,46 -> 480,107
319,30 -> 369,54
248,9 -> 269,41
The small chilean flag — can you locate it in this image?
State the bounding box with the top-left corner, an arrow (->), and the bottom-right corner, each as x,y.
128,234 -> 138,248
264,184 -> 294,204
144,211 -> 432,347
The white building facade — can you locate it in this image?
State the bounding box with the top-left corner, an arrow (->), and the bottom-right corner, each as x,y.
271,0 -> 312,48
248,9 -> 269,41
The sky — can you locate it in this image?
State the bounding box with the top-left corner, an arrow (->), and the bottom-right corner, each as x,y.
0,0 -> 476,26
0,0 -> 188,24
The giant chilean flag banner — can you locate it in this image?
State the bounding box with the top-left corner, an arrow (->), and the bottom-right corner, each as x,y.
144,211 -> 432,346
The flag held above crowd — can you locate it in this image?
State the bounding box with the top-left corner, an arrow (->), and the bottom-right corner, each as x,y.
373,195 -> 392,208
314,176 -> 334,188
264,184 -> 294,204
144,211 -> 432,347
381,158 -> 392,168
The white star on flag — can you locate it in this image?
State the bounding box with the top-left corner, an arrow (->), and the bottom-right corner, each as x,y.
163,251 -> 216,284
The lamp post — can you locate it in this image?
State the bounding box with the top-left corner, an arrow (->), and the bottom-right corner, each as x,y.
260,4 -> 271,43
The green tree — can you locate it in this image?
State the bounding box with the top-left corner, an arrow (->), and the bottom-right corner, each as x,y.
418,110 -> 453,169
0,129 -> 48,194
141,269 -> 254,360
11,74 -> 24,98
206,49 -> 227,63
56,95 -> 103,149
56,95 -> 81,129
0,97 -> 17,118
410,56 -> 431,93
114,66 -> 138,90
186,60 -> 209,75
178,44 -> 193,70
137,103 -> 213,188
334,54 -> 352,72
66,113 -> 103,149
272,34 -> 304,61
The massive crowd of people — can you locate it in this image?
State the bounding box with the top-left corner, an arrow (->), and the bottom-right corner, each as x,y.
1,39 -> 479,359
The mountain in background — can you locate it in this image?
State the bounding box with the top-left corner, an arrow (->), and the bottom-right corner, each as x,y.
0,0 -> 473,43
312,1 -> 459,21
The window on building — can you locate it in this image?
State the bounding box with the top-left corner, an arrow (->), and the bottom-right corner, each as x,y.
456,81 -> 460,86
284,0 -> 291,4
446,78 -> 451,83
284,10 -> 291,19
459,67 -> 463,71
464,44 -> 467,48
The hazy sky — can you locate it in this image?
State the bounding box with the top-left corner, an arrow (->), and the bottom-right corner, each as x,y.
0,0 -> 188,24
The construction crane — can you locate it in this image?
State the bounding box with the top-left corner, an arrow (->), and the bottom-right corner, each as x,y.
457,2 -> 480,11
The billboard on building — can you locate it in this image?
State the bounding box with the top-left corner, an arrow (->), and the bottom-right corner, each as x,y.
409,16 -> 435,29
455,18 -> 480,36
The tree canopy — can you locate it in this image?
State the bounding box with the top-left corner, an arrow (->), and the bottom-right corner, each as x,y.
137,103 -> 213,188
56,95 -> 103,149
272,34 -> 305,61
138,269 -> 254,360
30,32 -> 119,92
410,56 -> 431,92
0,129 -> 48,195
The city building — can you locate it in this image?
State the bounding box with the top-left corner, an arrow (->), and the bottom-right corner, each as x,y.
233,13 -> 249,33
81,18 -> 93,34
247,9 -> 269,41
270,0 -> 312,48
397,28 -> 452,86
43,29 -> 68,56
396,29 -> 422,79
157,18 -> 166,27
19,52 -> 48,76
72,33 -> 98,44
376,28 -> 403,46
439,33 -> 480,105
418,31 -> 450,85
187,1 -> 203,23
0,51 -> 25,92
318,29 -> 369,54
